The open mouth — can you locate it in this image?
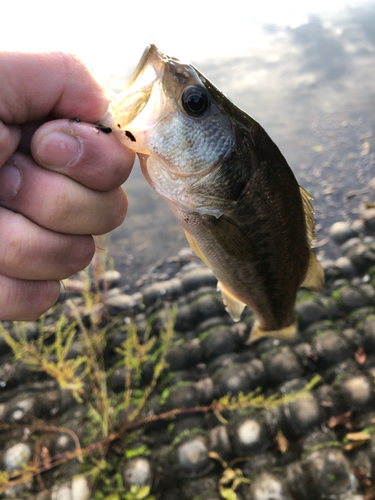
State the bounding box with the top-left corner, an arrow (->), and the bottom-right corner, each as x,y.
106,44 -> 166,132
122,45 -> 163,93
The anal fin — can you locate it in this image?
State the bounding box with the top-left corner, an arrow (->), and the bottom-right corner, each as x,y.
217,281 -> 246,322
247,320 -> 298,344
301,250 -> 324,292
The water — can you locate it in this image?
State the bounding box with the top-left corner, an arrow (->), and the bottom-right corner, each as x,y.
89,2 -> 375,286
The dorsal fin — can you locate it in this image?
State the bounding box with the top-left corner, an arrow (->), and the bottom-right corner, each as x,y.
299,187 -> 324,292
301,250 -> 325,292
299,186 -> 316,246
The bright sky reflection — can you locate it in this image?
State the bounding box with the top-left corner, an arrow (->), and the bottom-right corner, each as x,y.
1,0 -> 368,78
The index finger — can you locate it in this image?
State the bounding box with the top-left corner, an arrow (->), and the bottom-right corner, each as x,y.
0,51 -> 109,124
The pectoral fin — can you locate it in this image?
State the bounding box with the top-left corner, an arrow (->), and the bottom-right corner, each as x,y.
301,250 -> 324,292
183,229 -> 211,267
202,215 -> 254,262
183,229 -> 247,321
247,320 -> 298,344
217,281 -> 246,322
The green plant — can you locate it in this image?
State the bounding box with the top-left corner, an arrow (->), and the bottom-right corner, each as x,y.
209,452 -> 250,500
114,307 -> 175,423
0,317 -> 86,401
124,485 -> 155,500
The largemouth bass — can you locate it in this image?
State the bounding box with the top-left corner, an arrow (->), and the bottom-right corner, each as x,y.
101,45 -> 324,343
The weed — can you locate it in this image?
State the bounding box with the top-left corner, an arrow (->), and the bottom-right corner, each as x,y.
209,451 -> 251,500
0,317 -> 85,401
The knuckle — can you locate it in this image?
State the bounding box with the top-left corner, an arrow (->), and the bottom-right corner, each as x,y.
65,235 -> 94,275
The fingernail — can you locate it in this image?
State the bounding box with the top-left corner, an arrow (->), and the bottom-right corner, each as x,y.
37,131 -> 82,167
0,163 -> 22,201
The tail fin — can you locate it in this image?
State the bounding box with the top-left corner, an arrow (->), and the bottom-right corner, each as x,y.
246,320 -> 298,344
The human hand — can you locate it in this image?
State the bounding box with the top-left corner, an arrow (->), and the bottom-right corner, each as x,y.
0,52 -> 135,320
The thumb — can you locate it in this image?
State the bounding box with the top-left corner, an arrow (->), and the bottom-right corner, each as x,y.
0,122 -> 21,165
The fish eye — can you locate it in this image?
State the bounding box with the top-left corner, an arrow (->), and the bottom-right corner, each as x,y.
181,85 -> 211,117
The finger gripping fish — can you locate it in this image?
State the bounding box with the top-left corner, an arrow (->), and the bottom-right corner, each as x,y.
100,45 -> 324,343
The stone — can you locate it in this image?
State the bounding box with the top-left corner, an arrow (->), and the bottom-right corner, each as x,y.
166,343 -> 189,371
248,472 -> 293,500
53,433 -> 76,455
176,435 -> 212,477
286,461 -> 308,500
295,300 -> 327,328
330,221 -> 358,245
179,475 -> 220,499
142,278 -> 182,306
315,384 -> 339,415
263,347 -> 303,385
339,287 -> 369,310
312,331 -> 351,365
363,317 -> 375,352
325,359 -> 359,384
213,364 -> 251,398
195,377 -> 214,405
294,342 -> 317,370
342,328 -> 362,349
66,341 -> 84,360
341,237 -> 362,255
174,304 -> 195,331
279,377 -> 309,394
320,296 -> 341,318
338,374 -> 374,411
283,395 -> 324,437
122,457 -> 153,488
303,448 -> 354,498
230,414 -> 271,456
244,358 -> 266,389
209,425 -> 231,459
363,207 -> 375,233
191,295 -> 226,324
71,476 -> 90,499
347,243 -> 375,274
51,482 -> 71,500
6,395 -> 40,423
98,269 -> 121,289
201,326 -> 236,361
185,338 -> 203,366
300,429 -> 338,454
243,452 -> 278,477
173,416 -> 204,436
361,284 -> 375,303
336,256 -> 357,279
110,367 -> 134,393
3,442 -> 32,471
106,293 -> 135,314
181,267 -> 217,293
164,384 -> 199,411
321,260 -> 343,284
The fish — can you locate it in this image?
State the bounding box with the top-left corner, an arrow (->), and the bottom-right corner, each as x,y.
100,44 -> 324,343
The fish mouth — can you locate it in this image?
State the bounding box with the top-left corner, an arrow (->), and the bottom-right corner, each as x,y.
105,44 -> 167,131
122,44 -> 165,93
